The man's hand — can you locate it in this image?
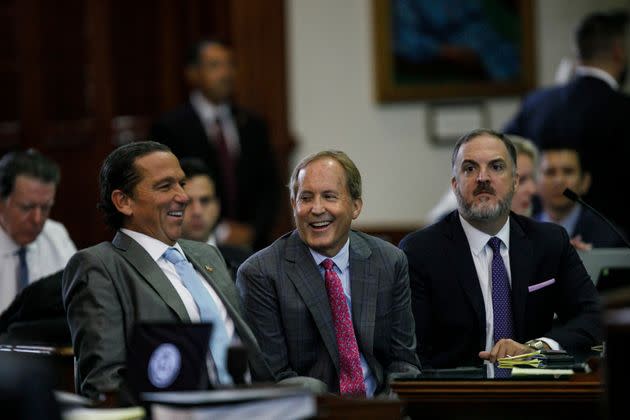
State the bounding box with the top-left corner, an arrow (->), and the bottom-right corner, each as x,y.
479,339 -> 538,363
570,234 -> 593,251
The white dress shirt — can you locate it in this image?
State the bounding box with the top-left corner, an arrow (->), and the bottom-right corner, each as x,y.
309,239 -> 377,397
120,229 -> 235,340
0,219 -> 76,312
458,215 -> 560,356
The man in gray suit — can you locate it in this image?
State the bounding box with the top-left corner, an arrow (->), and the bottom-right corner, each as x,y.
63,141 -> 272,400
237,150 -> 420,396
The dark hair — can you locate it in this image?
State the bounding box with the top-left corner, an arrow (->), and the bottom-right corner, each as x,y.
576,10 -> 629,61
98,141 -> 171,230
0,149 -> 60,200
451,129 -> 517,176
289,150 -> 362,201
185,38 -> 231,67
179,157 -> 216,182
538,139 -> 589,174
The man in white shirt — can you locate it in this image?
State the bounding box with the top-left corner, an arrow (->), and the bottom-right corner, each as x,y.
62,141 -> 272,400
400,129 -> 601,371
0,150 -> 76,313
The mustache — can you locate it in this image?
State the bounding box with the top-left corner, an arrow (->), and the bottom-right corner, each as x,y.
473,183 -> 496,196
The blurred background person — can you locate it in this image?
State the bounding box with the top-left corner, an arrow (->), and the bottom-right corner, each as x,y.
179,157 -> 251,280
0,150 -> 76,313
151,39 -> 280,251
504,10 -> 630,237
534,145 -> 627,250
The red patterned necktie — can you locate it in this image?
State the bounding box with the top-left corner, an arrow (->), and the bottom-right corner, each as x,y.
321,258 -> 366,396
212,117 -> 237,218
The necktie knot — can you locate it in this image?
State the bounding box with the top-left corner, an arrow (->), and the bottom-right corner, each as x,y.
16,247 -> 27,258
488,237 -> 502,254
163,247 -> 186,265
321,258 -> 335,271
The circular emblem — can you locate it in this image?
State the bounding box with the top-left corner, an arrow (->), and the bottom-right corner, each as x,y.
148,343 -> 181,388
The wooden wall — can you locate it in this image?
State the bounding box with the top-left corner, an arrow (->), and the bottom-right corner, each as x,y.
0,0 -> 293,249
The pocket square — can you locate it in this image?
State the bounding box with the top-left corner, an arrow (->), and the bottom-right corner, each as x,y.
528,278 -> 555,292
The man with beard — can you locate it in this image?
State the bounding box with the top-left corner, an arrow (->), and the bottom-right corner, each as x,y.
504,10 -> 630,237
399,129 -> 601,371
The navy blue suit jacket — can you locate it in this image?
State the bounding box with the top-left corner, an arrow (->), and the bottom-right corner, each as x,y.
151,102 -> 279,249
534,206 -> 628,248
504,75 -> 630,236
399,211 -> 602,369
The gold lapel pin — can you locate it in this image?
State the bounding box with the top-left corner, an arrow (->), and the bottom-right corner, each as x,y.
204,265 -> 214,272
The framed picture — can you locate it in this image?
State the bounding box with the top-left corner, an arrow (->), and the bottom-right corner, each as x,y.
373,0 -> 535,102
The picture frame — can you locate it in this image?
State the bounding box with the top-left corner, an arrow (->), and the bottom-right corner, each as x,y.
372,0 -> 535,103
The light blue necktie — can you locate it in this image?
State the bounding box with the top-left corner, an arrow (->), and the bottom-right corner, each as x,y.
163,247 -> 232,384
16,247 -> 29,292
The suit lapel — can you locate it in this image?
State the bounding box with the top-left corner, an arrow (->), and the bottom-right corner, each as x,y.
285,231 -> 340,371
448,214 -> 486,348
348,232 -> 376,356
508,217 -> 534,341
184,243 -> 249,336
112,232 -> 190,322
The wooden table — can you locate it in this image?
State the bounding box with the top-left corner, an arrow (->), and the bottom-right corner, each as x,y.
391,373 -> 604,420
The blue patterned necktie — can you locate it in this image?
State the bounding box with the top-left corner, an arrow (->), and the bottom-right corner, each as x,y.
16,247 -> 29,292
163,247 -> 232,384
488,237 -> 514,378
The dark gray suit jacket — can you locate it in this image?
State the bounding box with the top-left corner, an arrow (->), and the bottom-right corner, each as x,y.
63,231 -> 272,399
236,230 -> 421,394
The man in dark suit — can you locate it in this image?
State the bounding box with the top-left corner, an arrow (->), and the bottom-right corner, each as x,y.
151,39 -> 279,251
63,142 -> 272,400
179,157 -> 251,280
400,129 -> 601,371
503,10 -> 630,236
237,150 -> 420,396
534,146 -> 627,249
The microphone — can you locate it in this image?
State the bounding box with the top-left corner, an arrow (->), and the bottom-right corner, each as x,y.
562,188 -> 630,249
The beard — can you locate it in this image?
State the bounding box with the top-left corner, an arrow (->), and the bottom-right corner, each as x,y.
455,182 -> 514,221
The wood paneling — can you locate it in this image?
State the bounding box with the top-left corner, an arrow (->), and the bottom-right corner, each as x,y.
0,0 -> 292,248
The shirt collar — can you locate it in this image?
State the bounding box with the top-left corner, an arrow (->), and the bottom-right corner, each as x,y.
0,224 -> 19,256
120,228 -> 185,262
0,222 -> 43,256
575,66 -> 619,90
309,238 -> 350,272
189,90 -> 230,123
458,213 -> 511,257
537,203 -> 582,237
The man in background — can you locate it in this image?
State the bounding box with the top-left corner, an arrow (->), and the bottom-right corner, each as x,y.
179,157 -> 251,279
151,39 -> 279,250
504,10 -> 630,236
0,150 -> 76,313
534,145 -> 627,249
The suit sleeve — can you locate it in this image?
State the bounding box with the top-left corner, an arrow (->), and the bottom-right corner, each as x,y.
248,120 -> 279,249
236,256 -> 299,382
547,229 -> 603,350
385,250 -> 422,381
62,251 -> 127,399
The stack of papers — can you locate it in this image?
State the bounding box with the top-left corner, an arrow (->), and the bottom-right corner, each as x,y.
498,350 -> 575,370
497,350 -> 543,368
